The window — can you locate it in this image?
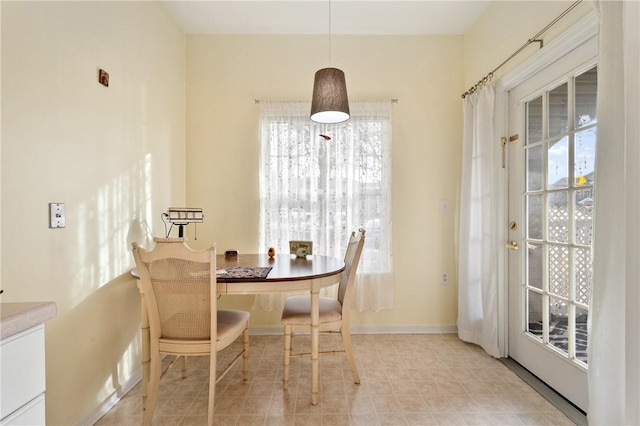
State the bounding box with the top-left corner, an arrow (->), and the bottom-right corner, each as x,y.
258,100 -> 393,311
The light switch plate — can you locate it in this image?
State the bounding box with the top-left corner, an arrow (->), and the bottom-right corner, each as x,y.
50,203 -> 66,228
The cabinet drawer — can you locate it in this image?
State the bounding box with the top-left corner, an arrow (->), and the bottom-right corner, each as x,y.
0,394 -> 45,426
0,325 -> 46,420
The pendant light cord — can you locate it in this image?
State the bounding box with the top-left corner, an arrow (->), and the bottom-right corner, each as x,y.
328,0 -> 332,67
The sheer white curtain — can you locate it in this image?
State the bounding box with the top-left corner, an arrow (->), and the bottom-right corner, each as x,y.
458,84 -> 500,358
588,2 -> 640,424
255,100 -> 394,312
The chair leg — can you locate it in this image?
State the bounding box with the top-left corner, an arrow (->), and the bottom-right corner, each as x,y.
283,325 -> 292,390
143,350 -> 162,426
181,355 -> 187,379
242,324 -> 250,381
207,351 -> 216,426
342,328 -> 360,384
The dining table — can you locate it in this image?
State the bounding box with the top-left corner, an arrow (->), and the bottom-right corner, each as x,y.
133,253 -> 345,407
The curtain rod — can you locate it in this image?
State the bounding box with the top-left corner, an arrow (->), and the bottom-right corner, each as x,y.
461,0 -> 583,99
255,99 -> 398,104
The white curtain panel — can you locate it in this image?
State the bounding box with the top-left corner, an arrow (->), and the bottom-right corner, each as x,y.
255,100 -> 394,312
458,84 -> 500,358
588,1 -> 640,424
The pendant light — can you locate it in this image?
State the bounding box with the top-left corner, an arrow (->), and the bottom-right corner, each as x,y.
310,1 -> 350,124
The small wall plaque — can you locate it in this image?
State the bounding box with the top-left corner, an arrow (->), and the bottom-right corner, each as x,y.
98,69 -> 109,87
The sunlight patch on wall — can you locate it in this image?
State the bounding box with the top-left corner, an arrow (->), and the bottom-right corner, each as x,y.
98,336 -> 141,404
71,153 -> 153,305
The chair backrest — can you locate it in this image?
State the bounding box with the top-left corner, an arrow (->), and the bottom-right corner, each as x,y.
337,229 -> 366,308
132,238 -> 216,341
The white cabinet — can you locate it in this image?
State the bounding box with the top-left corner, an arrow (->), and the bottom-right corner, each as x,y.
0,302 -> 56,426
0,325 -> 47,425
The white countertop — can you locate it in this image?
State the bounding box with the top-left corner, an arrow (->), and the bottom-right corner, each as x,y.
0,302 -> 57,339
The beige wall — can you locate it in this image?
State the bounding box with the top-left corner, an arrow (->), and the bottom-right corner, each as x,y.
185,34 -> 464,330
1,2 -> 185,424
463,1 -> 594,89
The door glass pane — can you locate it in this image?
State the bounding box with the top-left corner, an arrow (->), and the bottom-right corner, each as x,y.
527,145 -> 543,191
527,243 -> 543,290
574,247 -> 592,305
575,127 -> 596,186
548,136 -> 568,189
548,191 -> 568,243
575,190 -> 593,245
527,194 -> 543,240
549,83 -> 568,137
527,290 -> 543,339
527,96 -> 543,144
549,295 -> 569,354
576,306 -> 589,364
575,66 -> 597,128
549,245 -> 569,299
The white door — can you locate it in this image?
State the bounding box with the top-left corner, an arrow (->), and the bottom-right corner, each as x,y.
507,37 -> 596,413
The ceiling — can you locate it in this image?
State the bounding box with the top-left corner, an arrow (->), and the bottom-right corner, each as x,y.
160,1 -> 491,35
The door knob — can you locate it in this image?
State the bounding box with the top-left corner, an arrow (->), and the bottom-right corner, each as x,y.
506,240 -> 519,250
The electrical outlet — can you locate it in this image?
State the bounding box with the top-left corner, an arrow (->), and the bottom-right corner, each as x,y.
441,272 -> 448,284
50,203 -> 66,228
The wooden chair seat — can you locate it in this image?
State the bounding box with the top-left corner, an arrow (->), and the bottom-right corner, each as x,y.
281,296 -> 342,324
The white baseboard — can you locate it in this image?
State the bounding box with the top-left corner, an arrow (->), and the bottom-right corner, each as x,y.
76,368 -> 141,426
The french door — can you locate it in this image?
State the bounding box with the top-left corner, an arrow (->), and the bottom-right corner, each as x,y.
507,36 -> 596,413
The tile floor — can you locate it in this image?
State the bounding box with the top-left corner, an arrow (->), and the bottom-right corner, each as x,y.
95,334 -> 575,425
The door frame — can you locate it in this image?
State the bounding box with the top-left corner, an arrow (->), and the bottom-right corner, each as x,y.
493,12 -> 598,358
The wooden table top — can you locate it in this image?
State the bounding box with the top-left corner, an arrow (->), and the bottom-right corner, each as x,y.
216,254 -> 345,282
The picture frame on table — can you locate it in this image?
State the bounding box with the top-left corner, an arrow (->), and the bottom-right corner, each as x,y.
289,240 -> 313,257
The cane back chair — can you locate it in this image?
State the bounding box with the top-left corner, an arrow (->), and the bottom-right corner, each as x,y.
132,238 -> 249,425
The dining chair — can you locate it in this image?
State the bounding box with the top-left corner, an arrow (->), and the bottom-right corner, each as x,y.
132,238 -> 249,426
280,228 -> 365,390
